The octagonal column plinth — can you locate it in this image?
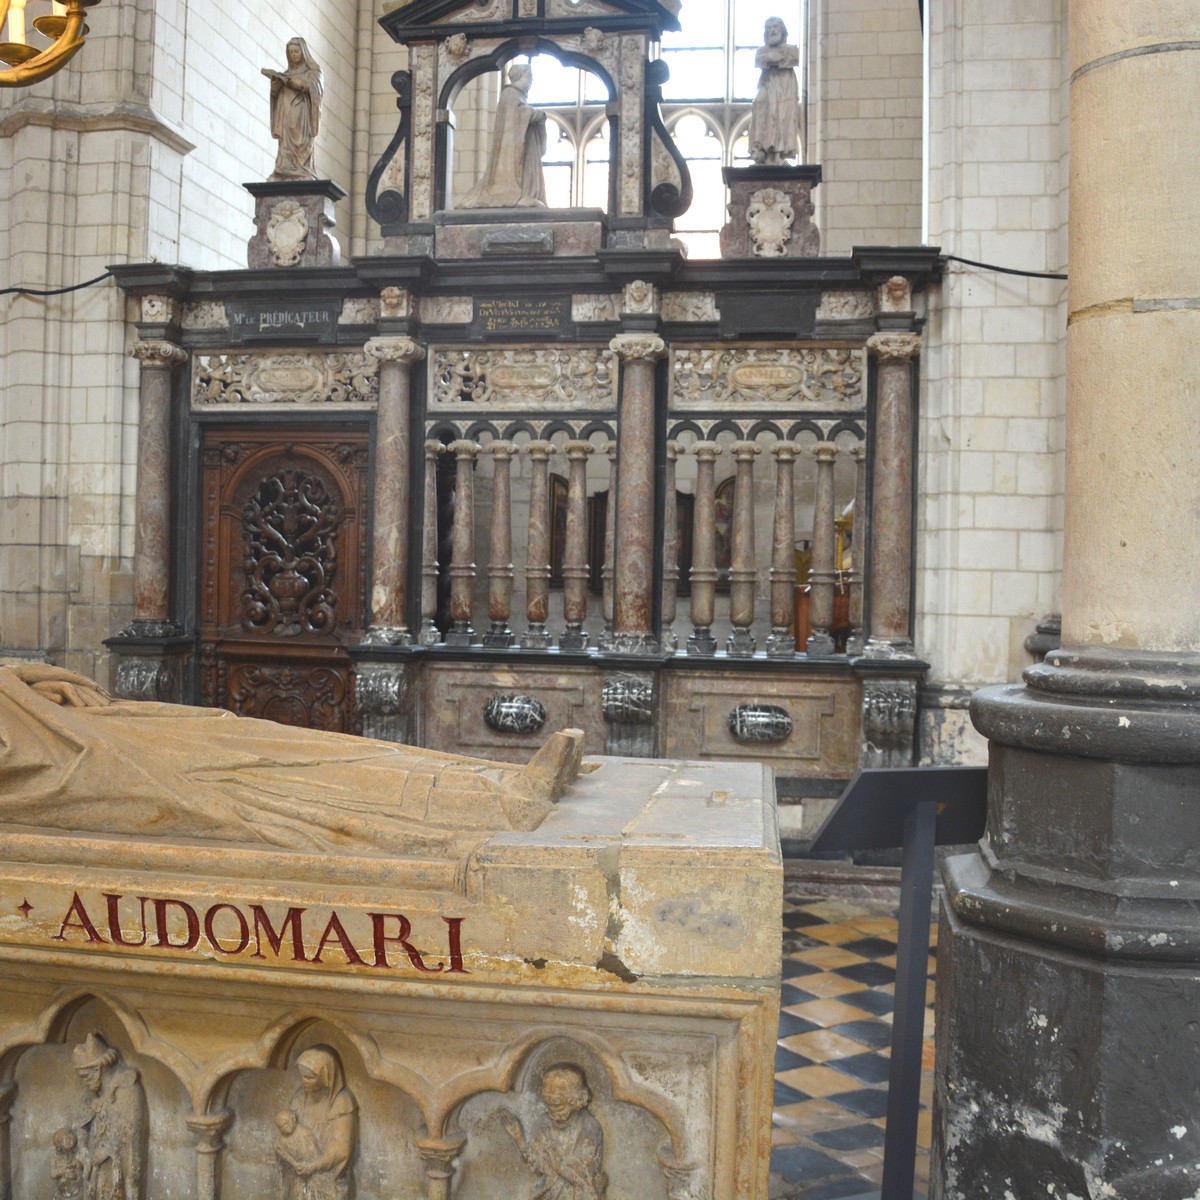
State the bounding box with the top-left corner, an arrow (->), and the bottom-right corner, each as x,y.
766,441 -> 800,657
864,331 -> 920,657
610,333 -> 666,655
521,440 -> 554,649
687,441 -> 720,656
445,440 -> 479,646
558,439 -> 594,651
726,440 -> 761,657
363,336 -> 424,642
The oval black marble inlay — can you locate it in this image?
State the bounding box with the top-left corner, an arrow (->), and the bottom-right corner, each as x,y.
727,703 -> 793,744
484,693 -> 547,734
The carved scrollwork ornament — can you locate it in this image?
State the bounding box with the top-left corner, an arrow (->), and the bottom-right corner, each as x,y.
866,331 -> 922,363
364,336 -> 425,365
609,333 -> 667,363
130,339 -> 188,368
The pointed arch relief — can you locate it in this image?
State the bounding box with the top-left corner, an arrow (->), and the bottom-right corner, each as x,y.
3,993 -> 193,1200
442,1032 -> 706,1200
216,1019 -> 428,1200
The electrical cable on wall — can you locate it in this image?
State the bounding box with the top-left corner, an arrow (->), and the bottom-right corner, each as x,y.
945,254 -> 1067,281
0,271 -> 114,299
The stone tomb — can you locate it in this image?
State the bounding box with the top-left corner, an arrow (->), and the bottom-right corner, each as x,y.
0,665 -> 780,1198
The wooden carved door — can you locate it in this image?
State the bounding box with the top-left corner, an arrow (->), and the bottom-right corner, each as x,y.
198,426 -> 370,733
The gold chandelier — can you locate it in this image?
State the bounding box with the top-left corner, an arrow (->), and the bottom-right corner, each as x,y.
0,0 -> 101,88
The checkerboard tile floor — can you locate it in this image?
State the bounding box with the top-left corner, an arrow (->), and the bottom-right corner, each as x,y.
769,894 -> 936,1199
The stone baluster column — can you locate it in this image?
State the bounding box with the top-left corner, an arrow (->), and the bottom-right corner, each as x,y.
418,440 -> 445,646
418,1135 -> 465,1200
559,440 -> 594,650
660,439 -> 682,652
0,1081 -> 15,1200
186,1110 -> 232,1200
600,440 -> 618,650
864,332 -> 921,654
520,440 -> 553,649
363,337 -> 424,642
846,441 -> 868,656
726,440 -> 762,656
445,440 -> 479,646
483,440 -> 517,647
127,338 -> 188,633
806,442 -> 839,657
766,441 -> 800,657
687,441 -> 720,655
609,333 -> 667,654
937,4 -> 1200,1194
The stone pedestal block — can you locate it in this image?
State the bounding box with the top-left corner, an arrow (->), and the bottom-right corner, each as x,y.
246,179 -> 345,269
720,165 -> 821,259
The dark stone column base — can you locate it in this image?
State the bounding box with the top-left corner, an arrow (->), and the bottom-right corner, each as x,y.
104,624 -> 192,703
602,671 -> 657,757
857,675 -> 920,767
352,657 -> 418,745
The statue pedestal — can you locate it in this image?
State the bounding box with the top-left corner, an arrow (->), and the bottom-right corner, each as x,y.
720,164 -> 822,259
245,179 -> 346,269
434,207 -> 607,260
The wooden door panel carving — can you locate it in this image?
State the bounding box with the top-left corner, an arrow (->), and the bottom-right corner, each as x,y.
198,427 -> 369,733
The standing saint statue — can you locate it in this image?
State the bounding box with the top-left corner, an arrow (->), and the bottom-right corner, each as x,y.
460,62 -> 547,209
749,17 -> 801,164
262,37 -> 323,181
71,1033 -> 147,1200
275,1047 -> 358,1200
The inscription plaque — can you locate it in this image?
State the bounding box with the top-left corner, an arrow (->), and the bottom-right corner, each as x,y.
472,296 -> 569,338
227,301 -> 339,344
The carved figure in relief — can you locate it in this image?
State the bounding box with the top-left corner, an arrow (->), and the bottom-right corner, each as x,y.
501,1064 -> 608,1199
460,63 -> 547,209
263,38 -> 323,181
749,18 -> 801,164
71,1033 -> 147,1200
274,1048 -> 358,1200
0,662 -> 587,860
51,1127 -> 88,1199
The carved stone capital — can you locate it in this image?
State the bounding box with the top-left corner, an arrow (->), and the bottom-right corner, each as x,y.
770,440 -> 801,463
730,440 -> 762,460
691,440 -> 721,462
485,439 -> 517,462
524,439 -> 554,462
851,442 -> 867,463
812,440 -> 839,463
130,339 -> 188,369
564,439 -> 594,459
866,331 -> 921,363
424,439 -> 446,460
666,439 -> 682,461
604,439 -> 617,463
185,1109 -> 233,1152
364,336 -> 425,365
609,333 -> 667,363
418,1134 -> 466,1177
447,439 -> 480,460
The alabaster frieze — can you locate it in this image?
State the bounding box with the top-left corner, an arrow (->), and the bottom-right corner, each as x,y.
193,351 -> 379,407
431,346 -> 617,410
671,346 -> 865,410
816,291 -> 874,320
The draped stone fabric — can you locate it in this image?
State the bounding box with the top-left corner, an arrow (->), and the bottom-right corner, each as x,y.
265,37 -> 323,181
0,663 -> 585,858
460,63 -> 548,209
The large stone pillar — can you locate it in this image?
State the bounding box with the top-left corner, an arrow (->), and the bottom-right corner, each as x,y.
935,4 -> 1200,1196
610,333 -> 667,655
107,335 -> 190,703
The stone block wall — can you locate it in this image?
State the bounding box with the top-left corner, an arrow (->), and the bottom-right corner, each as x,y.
808,0 -> 923,252
918,0 -> 1068,763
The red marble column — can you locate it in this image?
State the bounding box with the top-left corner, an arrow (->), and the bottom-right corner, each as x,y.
661,439 -> 682,651
767,440 -> 801,657
445,439 -> 479,645
610,333 -> 667,654
418,439 -> 445,646
559,439 -> 594,650
484,440 -> 516,647
601,439 -> 618,649
865,332 -> 921,653
129,339 -> 188,630
364,336 -> 424,642
807,441 -> 840,657
521,440 -> 554,649
726,440 -> 762,656
687,441 -> 720,655
847,441 -> 868,656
